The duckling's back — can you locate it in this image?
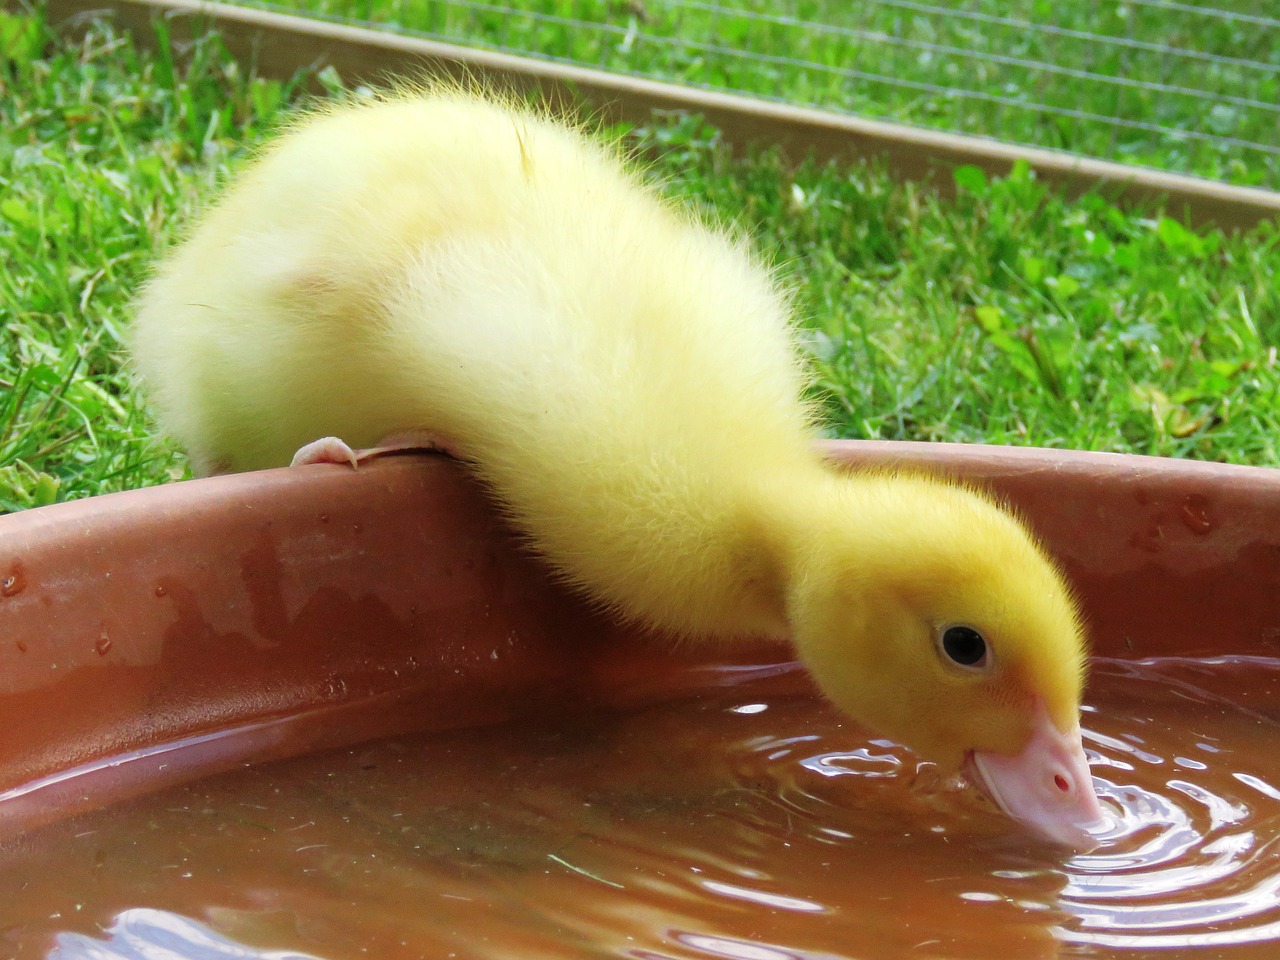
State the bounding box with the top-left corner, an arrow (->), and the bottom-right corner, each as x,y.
133,91 -> 818,633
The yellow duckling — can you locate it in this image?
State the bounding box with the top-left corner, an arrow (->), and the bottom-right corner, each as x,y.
131,90 -> 1104,846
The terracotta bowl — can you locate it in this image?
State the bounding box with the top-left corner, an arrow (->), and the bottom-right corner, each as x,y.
2,440 -> 1278,834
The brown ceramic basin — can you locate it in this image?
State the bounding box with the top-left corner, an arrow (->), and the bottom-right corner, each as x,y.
4,440 -> 1280,959
2,439 -> 1276,834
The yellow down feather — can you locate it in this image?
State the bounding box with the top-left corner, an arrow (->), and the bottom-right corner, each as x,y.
132,89 -> 1087,775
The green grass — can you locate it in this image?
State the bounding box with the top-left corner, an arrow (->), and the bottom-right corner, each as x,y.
0,8 -> 302,511
236,0 -> 1280,190
1,5 -> 1279,515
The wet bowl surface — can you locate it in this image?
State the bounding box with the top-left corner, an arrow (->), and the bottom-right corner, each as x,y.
3,444 -> 1280,958
6,655 -> 1280,959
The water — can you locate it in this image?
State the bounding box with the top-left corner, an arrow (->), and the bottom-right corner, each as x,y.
2,657 -> 1279,960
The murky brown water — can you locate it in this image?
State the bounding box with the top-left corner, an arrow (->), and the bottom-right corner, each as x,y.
2,656 -> 1278,959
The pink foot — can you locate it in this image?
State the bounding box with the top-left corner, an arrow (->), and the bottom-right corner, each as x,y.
289,431 -> 459,470
291,436 -> 360,468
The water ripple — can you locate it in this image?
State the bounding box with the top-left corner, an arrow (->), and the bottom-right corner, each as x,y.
1052,659 -> 1280,953
709,657 -> 1280,956
11,656 -> 1280,959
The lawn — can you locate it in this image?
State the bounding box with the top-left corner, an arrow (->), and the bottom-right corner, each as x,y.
240,0 -> 1280,190
1,3 -> 1278,515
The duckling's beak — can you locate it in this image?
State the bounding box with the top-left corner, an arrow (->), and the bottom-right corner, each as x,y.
966,702 -> 1107,850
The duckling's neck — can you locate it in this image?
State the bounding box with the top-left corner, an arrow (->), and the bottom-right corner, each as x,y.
479,444 -> 844,643
725,462 -> 845,639
629,459 -> 846,643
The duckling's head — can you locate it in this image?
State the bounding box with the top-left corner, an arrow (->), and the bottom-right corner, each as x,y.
785,472 -> 1104,847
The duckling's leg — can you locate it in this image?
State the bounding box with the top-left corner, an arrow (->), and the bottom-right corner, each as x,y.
291,437 -> 361,469
191,450 -> 233,477
291,431 -> 458,469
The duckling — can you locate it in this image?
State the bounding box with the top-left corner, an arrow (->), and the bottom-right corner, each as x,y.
131,89 -> 1104,847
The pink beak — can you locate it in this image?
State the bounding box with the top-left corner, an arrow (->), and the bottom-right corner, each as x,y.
966,702 -> 1107,850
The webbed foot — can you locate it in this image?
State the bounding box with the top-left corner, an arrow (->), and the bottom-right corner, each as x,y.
290,431 -> 458,469
291,436 -> 361,469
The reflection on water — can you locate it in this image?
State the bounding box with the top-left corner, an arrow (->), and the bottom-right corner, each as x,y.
1061,659 -> 1280,953
50,909 -> 321,960
5,657 -> 1280,960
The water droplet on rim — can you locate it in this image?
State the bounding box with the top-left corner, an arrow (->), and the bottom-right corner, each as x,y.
1,564 -> 26,597
1181,494 -> 1212,535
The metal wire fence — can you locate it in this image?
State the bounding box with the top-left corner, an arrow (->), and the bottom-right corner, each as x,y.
242,0 -> 1280,190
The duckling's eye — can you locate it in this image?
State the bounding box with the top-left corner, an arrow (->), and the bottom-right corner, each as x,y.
940,625 -> 988,669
